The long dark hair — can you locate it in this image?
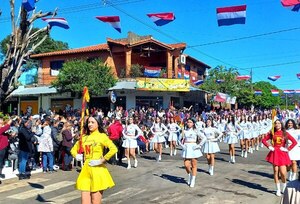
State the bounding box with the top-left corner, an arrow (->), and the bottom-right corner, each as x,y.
272,119 -> 288,144
85,115 -> 105,135
285,119 -> 297,130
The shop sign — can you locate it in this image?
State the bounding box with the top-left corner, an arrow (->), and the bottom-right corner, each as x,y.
136,78 -> 190,92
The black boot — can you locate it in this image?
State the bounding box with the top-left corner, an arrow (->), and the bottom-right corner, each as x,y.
19,174 -> 30,180
0,174 -> 5,179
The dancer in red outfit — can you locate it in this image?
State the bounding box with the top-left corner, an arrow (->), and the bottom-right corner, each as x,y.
262,119 -> 298,197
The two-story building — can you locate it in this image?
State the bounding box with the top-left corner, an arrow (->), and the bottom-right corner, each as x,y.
10,32 -> 210,114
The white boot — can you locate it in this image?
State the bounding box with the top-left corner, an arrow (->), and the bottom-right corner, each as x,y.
275,183 -> 281,196
232,156 -> 236,163
281,183 -> 287,194
229,156 -> 232,163
244,151 -> 248,158
208,165 -> 211,174
210,166 -> 214,176
260,143 -> 264,148
241,150 -> 244,157
187,173 -> 191,185
170,150 -> 173,156
255,145 -> 259,151
127,160 -> 131,169
158,155 -> 162,161
134,159 -> 138,168
174,149 -> 177,155
190,176 -> 196,188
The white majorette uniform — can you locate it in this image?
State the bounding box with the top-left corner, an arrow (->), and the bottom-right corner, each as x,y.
167,122 -> 181,142
150,123 -> 168,143
122,124 -> 142,148
202,126 -> 222,154
238,121 -> 249,140
245,121 -> 253,139
224,123 -> 239,144
180,128 -> 206,159
195,121 -> 205,131
261,119 -> 269,135
251,121 -> 259,138
287,128 -> 300,161
217,119 -> 226,133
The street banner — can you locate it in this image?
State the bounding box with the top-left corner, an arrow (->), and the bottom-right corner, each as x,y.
136,78 -> 190,92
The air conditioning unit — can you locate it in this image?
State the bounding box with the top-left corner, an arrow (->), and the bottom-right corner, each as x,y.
179,55 -> 186,65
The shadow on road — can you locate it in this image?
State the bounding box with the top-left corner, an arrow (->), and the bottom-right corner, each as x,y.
36,194 -> 52,203
140,155 -> 157,161
229,178 -> 274,194
28,182 -> 44,189
153,173 -> 187,184
246,170 -> 274,179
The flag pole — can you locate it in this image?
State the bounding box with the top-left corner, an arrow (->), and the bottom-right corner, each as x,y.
78,86 -> 90,154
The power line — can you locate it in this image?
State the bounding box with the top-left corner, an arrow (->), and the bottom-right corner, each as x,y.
243,60 -> 300,69
187,27 -> 300,48
0,0 -> 143,23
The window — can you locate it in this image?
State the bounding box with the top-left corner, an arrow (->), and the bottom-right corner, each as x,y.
50,60 -> 64,76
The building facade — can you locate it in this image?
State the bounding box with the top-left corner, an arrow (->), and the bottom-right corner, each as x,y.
11,32 -> 210,115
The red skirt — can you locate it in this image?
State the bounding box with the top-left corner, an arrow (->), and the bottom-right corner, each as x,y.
266,148 -> 291,166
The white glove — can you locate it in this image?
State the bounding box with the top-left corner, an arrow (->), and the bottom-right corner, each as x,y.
178,142 -> 186,151
193,145 -> 201,150
280,147 -> 289,152
268,146 -> 275,151
75,154 -> 83,161
89,159 -> 105,167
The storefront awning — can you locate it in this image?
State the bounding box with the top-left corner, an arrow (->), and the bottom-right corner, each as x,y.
10,86 -> 57,96
108,81 -> 136,90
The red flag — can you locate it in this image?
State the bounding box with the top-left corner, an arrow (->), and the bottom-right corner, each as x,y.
281,0 -> 300,6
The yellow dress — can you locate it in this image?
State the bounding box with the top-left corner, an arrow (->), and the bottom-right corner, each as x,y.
71,130 -> 117,192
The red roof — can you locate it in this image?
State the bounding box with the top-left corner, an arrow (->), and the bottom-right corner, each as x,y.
30,44 -> 109,58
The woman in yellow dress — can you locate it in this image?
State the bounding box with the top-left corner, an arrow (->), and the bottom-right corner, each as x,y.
71,115 -> 117,204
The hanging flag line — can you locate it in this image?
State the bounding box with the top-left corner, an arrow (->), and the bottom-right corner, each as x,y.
253,89 -> 300,95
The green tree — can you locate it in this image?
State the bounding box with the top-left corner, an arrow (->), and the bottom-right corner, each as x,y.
253,81 -> 281,108
130,64 -> 143,78
51,59 -> 117,96
1,30 -> 69,69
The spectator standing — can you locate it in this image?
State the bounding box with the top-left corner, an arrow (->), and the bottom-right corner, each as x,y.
0,117 -> 13,180
18,117 -> 34,180
61,121 -> 74,171
51,120 -> 61,169
38,118 -> 53,173
107,116 -> 123,165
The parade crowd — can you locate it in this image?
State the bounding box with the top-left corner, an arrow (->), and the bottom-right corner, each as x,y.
0,105 -> 300,203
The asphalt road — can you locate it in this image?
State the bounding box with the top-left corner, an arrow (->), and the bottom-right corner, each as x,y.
0,143 -> 284,204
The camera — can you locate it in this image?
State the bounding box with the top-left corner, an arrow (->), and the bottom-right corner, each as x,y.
5,129 -> 13,135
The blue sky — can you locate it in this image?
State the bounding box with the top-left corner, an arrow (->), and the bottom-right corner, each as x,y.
1,0 -> 300,90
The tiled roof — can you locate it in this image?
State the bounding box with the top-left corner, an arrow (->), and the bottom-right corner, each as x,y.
168,43 -> 186,49
30,44 -> 109,58
107,37 -> 186,50
185,54 -> 211,68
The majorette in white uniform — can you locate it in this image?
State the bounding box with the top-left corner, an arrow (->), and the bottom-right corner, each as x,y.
122,123 -> 142,148
287,128 -> 300,161
167,122 -> 181,142
150,122 -> 168,143
224,123 -> 239,144
180,128 -> 206,159
202,126 -> 222,154
251,121 -> 259,139
238,120 -> 250,140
